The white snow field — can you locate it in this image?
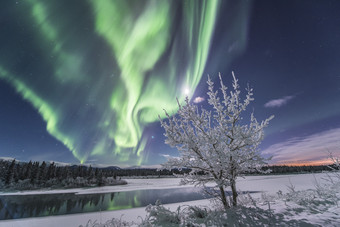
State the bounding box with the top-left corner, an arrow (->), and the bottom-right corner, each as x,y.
0,172 -> 339,226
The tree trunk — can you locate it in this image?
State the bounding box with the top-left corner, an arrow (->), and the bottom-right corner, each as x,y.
219,186 -> 230,210
230,157 -> 237,207
231,179 -> 238,206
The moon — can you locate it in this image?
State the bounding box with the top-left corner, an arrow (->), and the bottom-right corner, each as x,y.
183,87 -> 190,96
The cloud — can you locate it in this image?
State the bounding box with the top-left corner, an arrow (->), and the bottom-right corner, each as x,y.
135,164 -> 162,169
193,96 -> 205,103
262,127 -> 340,165
0,157 -> 16,161
161,154 -> 171,159
160,154 -> 180,160
264,95 -> 294,108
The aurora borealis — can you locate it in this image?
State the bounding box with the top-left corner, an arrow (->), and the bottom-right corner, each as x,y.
1,0 -> 340,166
0,0 -> 229,165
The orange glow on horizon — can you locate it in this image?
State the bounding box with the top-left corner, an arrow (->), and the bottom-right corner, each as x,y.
272,159 -> 333,166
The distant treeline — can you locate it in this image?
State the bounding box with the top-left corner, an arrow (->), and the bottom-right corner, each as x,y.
0,159 -> 336,191
113,167 -> 191,177
0,160 -> 127,190
113,165 -> 336,176
259,164 -> 336,175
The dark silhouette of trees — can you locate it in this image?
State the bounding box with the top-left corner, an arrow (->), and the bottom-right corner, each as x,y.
0,159 -> 332,191
5,159 -> 16,185
24,161 -> 33,180
0,160 -> 126,190
38,161 -> 46,184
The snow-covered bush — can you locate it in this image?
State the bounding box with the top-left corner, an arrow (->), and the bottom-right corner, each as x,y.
15,179 -> 32,190
64,177 -> 75,187
81,217 -> 131,227
105,177 -> 116,185
140,202 -> 311,226
255,159 -> 340,226
257,182 -> 339,225
75,177 -> 87,186
88,177 -> 97,185
45,178 -> 59,187
327,152 -> 340,182
160,73 -> 273,209
141,200 -> 182,226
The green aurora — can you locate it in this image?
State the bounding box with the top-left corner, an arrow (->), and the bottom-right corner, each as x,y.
0,0 -> 251,165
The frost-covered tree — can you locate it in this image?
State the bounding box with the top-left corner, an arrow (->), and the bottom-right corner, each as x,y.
160,73 -> 273,209
5,159 -> 16,185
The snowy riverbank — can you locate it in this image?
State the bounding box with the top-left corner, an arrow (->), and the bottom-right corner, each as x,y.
0,172 -> 327,196
0,172 -> 338,226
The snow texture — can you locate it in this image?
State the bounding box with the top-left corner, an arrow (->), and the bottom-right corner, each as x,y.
1,173 -> 339,226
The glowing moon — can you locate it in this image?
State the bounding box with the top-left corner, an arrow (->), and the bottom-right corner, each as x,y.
183,87 -> 190,96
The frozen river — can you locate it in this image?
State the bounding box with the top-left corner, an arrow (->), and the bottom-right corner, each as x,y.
0,187 -> 213,219
0,172 -> 333,226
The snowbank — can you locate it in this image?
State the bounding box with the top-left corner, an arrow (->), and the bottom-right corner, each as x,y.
0,172 -> 336,227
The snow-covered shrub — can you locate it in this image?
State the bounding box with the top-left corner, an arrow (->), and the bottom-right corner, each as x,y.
237,191 -> 258,207
88,177 -> 97,185
63,177 -> 75,187
15,179 -> 32,190
105,177 -> 115,185
140,202 -> 310,226
327,152 -> 340,183
75,177 -> 87,186
141,200 -> 182,226
160,73 -> 273,209
284,188 -> 319,207
81,217 -> 131,227
103,177 -> 127,186
187,206 -> 209,219
255,170 -> 340,225
45,178 -> 59,187
300,153 -> 340,209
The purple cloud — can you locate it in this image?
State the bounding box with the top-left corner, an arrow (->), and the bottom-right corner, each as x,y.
261,127 -> 340,165
193,96 -> 205,103
264,95 -> 294,108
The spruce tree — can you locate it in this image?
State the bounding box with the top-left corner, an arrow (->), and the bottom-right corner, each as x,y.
5,159 -> 16,185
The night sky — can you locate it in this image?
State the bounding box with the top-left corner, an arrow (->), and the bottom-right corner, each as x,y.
0,0 -> 339,167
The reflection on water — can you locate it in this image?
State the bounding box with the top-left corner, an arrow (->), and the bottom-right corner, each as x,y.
0,187 -> 211,220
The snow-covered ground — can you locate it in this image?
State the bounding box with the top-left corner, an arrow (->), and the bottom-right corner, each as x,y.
0,172 -> 338,226
0,177 -> 186,196
0,172 -> 325,196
